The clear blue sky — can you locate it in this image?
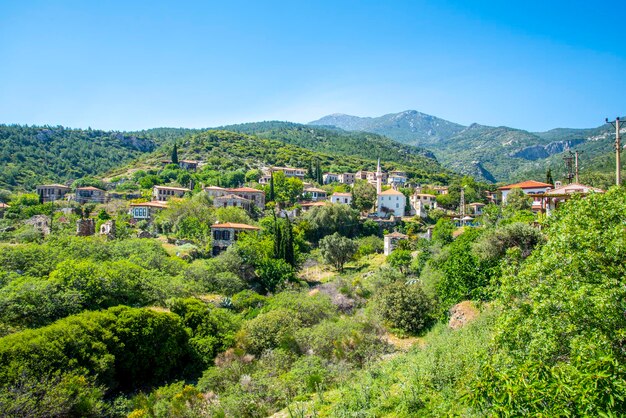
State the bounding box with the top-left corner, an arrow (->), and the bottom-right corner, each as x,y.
1,0 -> 624,131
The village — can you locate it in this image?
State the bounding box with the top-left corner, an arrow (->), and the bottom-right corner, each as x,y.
1,154 -> 605,259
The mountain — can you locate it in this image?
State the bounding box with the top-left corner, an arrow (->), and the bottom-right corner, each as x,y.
310,110 -> 621,184
0,125 -> 158,191
309,110 -> 465,146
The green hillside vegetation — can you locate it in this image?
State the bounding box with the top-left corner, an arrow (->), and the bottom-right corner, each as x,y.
0,125 -> 157,191
107,129 -> 453,189
1,165 -> 622,416
219,121 -> 440,167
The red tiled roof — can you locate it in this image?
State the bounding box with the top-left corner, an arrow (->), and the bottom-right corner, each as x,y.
385,231 -> 408,238
211,222 -> 260,230
304,187 -> 327,193
214,194 -> 252,201
498,180 -> 552,190
300,201 -> 327,207
38,184 -> 70,189
332,192 -> 351,196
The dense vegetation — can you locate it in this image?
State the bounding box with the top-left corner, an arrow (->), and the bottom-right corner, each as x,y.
0,125 -> 157,190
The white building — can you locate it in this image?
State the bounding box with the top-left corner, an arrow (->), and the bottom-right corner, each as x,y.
153,185 -> 191,202
330,192 -> 352,205
498,180 -> 553,208
387,171 -> 408,187
377,189 -> 406,217
468,202 -> 486,215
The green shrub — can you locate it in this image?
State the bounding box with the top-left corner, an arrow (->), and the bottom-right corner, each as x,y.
374,281 -> 435,335
238,308 -> 302,355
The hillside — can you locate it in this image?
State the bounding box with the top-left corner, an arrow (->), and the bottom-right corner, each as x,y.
217,121 -> 439,168
0,125 -> 158,191
119,129 -> 453,185
310,110 -> 621,184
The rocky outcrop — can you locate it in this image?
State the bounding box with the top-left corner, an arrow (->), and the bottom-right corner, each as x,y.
511,139 -> 585,160
448,301 -> 479,330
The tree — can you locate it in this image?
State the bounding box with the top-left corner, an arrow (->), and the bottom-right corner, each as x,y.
171,143 -> 179,165
546,167 -> 554,185
303,204 -> 360,243
432,218 -> 454,245
387,249 -> 412,274
351,180 -> 376,212
319,233 -> 357,272
269,171 -> 275,202
504,187 -> 532,211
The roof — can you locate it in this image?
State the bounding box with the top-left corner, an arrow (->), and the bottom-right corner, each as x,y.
542,183 -> 604,196
76,186 -> 105,191
385,231 -> 408,239
300,201 -> 327,207
180,159 -> 199,164
332,192 -> 352,197
229,187 -> 264,193
469,202 -> 486,206
498,180 -> 552,190
272,166 -> 306,171
379,189 -> 404,196
414,193 -> 436,198
154,185 -> 191,192
304,187 -> 327,193
205,186 -> 227,191
214,194 -> 253,202
211,222 -> 260,230
130,201 -> 168,208
37,184 -> 70,189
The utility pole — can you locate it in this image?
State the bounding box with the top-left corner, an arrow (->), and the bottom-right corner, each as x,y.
460,186 -> 465,226
563,152 -> 575,184
574,150 -> 583,184
606,117 -> 622,186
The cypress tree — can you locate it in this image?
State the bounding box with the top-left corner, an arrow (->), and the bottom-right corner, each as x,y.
283,217 -> 295,267
171,143 -> 179,165
269,171 -> 275,202
315,159 -> 322,184
307,160 -> 314,179
546,168 -> 554,185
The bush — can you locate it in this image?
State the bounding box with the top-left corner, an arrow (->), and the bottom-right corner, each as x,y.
238,309 -> 301,355
355,235 -> 384,258
374,281 -> 435,335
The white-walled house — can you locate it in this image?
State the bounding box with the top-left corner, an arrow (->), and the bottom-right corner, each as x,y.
330,192 -> 352,205
323,173 -> 339,184
537,183 -> 604,216
498,180 -> 552,209
377,189 -> 406,217
468,202 -> 486,215
129,201 -> 168,221
153,185 -> 191,201
211,222 -> 260,256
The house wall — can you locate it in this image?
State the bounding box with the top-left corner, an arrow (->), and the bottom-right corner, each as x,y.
377,194 -> 406,217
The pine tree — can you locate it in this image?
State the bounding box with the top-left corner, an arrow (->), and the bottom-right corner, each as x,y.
171,143 -> 179,165
315,159 -> 322,184
546,168 -> 554,185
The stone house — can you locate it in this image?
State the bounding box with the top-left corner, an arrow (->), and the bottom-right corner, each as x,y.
76,186 -> 107,204
210,222 -> 260,256
153,185 -> 191,202
213,194 -> 253,211
338,173 -> 355,185
36,184 -> 71,202
330,192 -> 352,205
303,187 -> 327,202
535,183 -> 604,216
384,231 -> 408,256
228,187 -> 265,209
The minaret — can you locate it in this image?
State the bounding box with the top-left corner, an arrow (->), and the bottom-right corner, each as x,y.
376,158 -> 382,195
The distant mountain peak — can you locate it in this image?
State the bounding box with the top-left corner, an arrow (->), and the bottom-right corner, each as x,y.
309,110 -> 465,146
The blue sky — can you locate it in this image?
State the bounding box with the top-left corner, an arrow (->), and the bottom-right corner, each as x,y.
1,0 -> 624,131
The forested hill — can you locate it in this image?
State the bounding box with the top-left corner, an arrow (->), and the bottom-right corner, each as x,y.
0,125 -> 158,190
310,110 -> 623,184
218,121 -> 439,167
125,129 -> 454,185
